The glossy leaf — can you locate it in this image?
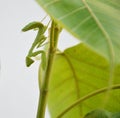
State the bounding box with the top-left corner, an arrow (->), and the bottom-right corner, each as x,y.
46,43 -> 120,118
36,0 -> 120,64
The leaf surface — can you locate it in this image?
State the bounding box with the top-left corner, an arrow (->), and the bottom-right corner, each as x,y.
36,0 -> 120,63
47,43 -> 120,118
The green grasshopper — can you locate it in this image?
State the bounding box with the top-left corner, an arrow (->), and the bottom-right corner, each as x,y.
22,21 -> 47,67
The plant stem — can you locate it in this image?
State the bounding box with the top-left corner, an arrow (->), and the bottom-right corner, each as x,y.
37,20 -> 61,118
57,84 -> 120,118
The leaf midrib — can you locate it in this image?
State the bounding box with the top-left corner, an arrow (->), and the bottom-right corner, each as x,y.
62,53 -> 83,115
82,0 -> 114,59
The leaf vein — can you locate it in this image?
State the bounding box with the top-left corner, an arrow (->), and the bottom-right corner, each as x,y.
44,0 -> 60,7
72,16 -> 92,31
58,6 -> 86,20
80,1 -> 115,107
62,53 -> 83,115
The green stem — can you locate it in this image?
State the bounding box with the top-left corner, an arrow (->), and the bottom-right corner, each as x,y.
57,84 -> 120,118
37,20 -> 61,118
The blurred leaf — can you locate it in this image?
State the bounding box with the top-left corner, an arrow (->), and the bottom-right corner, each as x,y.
84,109 -> 111,118
84,110 -> 120,118
112,112 -> 120,118
46,43 -> 120,118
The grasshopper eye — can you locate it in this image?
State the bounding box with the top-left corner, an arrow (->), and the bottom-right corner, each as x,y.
22,22 -> 44,32
26,56 -> 34,67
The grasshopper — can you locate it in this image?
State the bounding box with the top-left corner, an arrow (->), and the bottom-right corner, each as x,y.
22,21 -> 48,67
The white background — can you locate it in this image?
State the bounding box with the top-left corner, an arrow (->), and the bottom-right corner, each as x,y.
0,0 -> 78,118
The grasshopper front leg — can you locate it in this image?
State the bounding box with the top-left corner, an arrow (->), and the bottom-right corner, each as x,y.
22,21 -> 47,67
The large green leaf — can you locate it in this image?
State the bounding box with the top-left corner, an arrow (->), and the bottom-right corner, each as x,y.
36,0 -> 120,63
47,43 -> 120,118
